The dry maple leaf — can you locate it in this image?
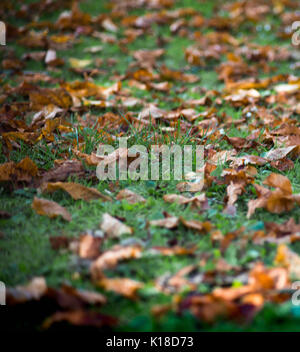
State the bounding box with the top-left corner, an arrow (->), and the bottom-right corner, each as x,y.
97,277 -> 144,299
32,197 -> 71,222
116,189 -> 146,204
100,213 -> 133,238
41,182 -> 111,201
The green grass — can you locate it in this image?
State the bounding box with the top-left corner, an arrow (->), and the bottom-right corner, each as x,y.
1,0 -> 300,331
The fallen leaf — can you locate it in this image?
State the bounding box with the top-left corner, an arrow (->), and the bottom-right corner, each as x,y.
78,234 -> 102,259
163,193 -> 206,207
32,197 -> 71,221
40,160 -> 84,183
180,217 -> 212,233
91,245 -> 142,279
100,213 -> 133,238
41,182 -> 111,201
263,173 -> 292,195
150,246 -> 196,256
7,277 -> 47,305
43,310 -> 117,329
275,244 -> 300,279
264,146 -> 298,161
149,216 -> 179,229
97,277 -> 143,299
116,189 -> 146,204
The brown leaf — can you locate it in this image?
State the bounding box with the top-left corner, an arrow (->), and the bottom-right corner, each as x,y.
226,181 -> 244,206
49,236 -> 71,250
247,173 -> 297,218
275,244 -> 300,279
72,149 -> 103,166
263,173 -> 292,195
97,277 -> 143,299
150,246 -> 196,256
43,310 -> 117,329
0,210 -> 12,219
40,160 -> 84,183
270,159 -> 294,172
41,182 -> 111,201
212,262 -> 289,301
176,180 -> 204,192
224,136 -> 259,150
7,277 -> 47,305
59,285 -> 107,306
79,234 -> 102,259
0,157 -> 38,182
138,104 -> 167,120
100,213 -> 133,238
180,217 -> 212,233
149,216 -> 179,229
163,193 -> 206,207
264,146 -> 298,161
32,197 -> 71,221
91,245 -> 142,280
265,218 -> 300,240
116,189 -> 146,204
266,189 -> 294,214
247,184 -> 270,218
230,154 -> 267,168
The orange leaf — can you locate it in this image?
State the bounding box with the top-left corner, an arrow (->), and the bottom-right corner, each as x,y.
32,197 -> 71,221
41,182 -> 111,201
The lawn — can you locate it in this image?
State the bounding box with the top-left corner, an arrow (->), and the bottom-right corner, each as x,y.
1,0 -> 300,332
